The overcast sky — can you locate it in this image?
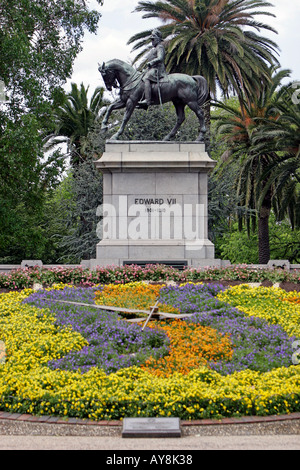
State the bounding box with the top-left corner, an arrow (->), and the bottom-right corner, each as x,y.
66,0 -> 300,96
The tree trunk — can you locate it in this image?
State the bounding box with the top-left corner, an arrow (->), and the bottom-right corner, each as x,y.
258,203 -> 271,264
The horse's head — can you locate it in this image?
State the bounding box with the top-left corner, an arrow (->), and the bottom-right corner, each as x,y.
98,62 -> 118,91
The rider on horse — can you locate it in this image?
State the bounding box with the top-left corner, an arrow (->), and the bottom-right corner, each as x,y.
99,32 -> 208,142
139,29 -> 167,106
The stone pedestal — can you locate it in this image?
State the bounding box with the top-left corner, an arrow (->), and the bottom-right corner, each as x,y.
84,141 -> 224,269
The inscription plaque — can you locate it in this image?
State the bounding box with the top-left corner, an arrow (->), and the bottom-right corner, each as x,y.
122,417 -> 181,438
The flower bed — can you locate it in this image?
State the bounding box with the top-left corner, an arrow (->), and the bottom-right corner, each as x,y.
217,285 -> 300,338
22,286 -> 170,374
0,263 -> 299,290
0,282 -> 299,421
161,283 -> 298,375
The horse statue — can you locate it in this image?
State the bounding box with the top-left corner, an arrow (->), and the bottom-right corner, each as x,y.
99,59 -> 208,142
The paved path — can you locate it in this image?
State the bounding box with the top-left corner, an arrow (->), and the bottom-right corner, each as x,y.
0,411 -> 299,451
0,434 -> 299,450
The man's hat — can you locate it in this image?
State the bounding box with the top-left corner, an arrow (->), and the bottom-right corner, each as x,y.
150,28 -> 163,41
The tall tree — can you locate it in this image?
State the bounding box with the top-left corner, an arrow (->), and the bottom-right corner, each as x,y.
213,67 -> 292,264
0,0 -> 103,262
0,0 -> 103,116
128,0 -> 279,112
253,82 -> 300,230
43,157 -> 103,263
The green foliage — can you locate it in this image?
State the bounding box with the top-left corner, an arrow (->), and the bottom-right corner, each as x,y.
208,165 -> 240,244
0,1 -> 103,263
217,225 -> 260,264
253,82 -> 300,230
0,114 -> 65,262
0,263 -> 299,291
217,215 -> 300,264
212,67 -> 297,263
42,158 -> 103,264
0,0 -> 103,113
39,174 -> 76,263
45,83 -> 109,167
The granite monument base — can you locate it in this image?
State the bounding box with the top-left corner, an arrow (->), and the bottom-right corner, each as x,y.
83,141 -> 227,269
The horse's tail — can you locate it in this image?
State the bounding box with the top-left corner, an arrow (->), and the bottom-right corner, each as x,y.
192,75 -> 209,107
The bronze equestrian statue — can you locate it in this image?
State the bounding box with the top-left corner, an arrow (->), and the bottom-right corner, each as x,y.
99,29 -> 208,142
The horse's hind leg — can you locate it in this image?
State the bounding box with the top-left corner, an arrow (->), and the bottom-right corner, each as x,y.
110,98 -> 135,140
163,101 -> 186,141
187,101 -> 206,142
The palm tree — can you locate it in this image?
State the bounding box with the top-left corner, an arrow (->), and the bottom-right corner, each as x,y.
45,83 -> 109,167
44,84 -> 109,261
128,0 -> 279,115
213,67 -> 292,264
254,82 -> 300,230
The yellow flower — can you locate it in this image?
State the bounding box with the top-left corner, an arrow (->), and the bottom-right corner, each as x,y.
1,284 -> 300,422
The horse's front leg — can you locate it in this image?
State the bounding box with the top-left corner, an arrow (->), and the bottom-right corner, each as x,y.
101,100 -> 125,132
110,98 -> 136,140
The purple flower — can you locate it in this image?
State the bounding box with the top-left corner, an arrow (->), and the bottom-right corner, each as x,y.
24,282 -> 296,376
159,283 -> 296,374
24,287 -> 169,374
